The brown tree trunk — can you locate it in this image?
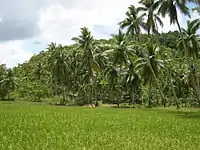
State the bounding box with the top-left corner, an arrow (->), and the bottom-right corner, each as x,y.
148,60 -> 167,107
155,19 -> 180,109
176,18 -> 200,106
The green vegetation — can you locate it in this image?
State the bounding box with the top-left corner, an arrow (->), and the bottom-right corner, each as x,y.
0,1 -> 200,149
0,102 -> 200,149
0,1 -> 199,109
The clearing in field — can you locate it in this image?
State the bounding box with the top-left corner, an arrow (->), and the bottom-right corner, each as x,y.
0,102 -> 200,150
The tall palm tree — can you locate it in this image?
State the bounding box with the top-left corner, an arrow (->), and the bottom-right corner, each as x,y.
139,0 -> 180,108
103,30 -> 136,107
0,64 -> 7,97
177,19 -> 200,59
119,5 -> 145,39
159,47 -> 182,108
0,69 -> 17,100
34,63 -> 43,80
124,62 -> 141,105
105,65 -> 119,106
108,30 -> 137,66
158,0 -> 196,32
72,27 -> 100,82
72,27 -> 100,105
177,19 -> 200,104
138,0 -> 163,35
47,42 -> 57,51
158,0 -> 200,106
136,42 -> 166,107
48,44 -> 69,104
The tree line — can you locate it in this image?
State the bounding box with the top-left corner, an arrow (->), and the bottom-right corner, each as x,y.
0,0 -> 200,108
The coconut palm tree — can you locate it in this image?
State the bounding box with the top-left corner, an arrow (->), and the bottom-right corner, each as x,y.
138,0 -> 163,35
108,30 -> 136,67
124,62 -> 142,105
72,27 -> 100,105
0,69 -> 17,100
47,42 -> 57,51
34,63 -> 43,80
136,42 -> 166,107
157,0 -> 200,106
177,19 -> 200,59
48,44 -> 70,104
105,65 -> 119,106
119,5 -> 145,40
138,1 -> 181,108
103,30 -> 136,107
177,19 -> 200,104
157,0 -> 199,47
72,27 -> 100,82
157,0 -> 198,31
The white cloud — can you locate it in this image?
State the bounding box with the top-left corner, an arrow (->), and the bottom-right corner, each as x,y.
39,0 -> 197,44
0,41 -> 33,68
39,0 -> 140,44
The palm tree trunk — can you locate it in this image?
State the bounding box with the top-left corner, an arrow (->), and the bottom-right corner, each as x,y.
62,86 -> 66,105
148,84 -> 152,107
94,75 -> 98,107
110,87 -> 114,105
115,85 -> 120,108
148,29 -> 150,35
99,84 -> 102,104
131,89 -> 135,105
148,60 -> 167,107
117,65 -> 123,108
160,44 -> 180,109
7,91 -> 10,100
114,85 -> 120,108
154,19 -> 180,109
89,84 -> 92,104
156,94 -> 159,106
117,98 -> 120,108
176,18 -> 200,106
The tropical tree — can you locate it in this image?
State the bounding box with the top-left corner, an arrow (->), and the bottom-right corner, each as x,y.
119,5 -> 145,39
158,0 -> 197,31
72,27 -> 100,81
157,0 -> 200,106
109,30 -> 136,66
48,44 -> 70,104
72,27 -> 100,105
138,0 -> 163,35
0,64 -> 8,99
34,63 -> 43,80
124,62 -> 142,105
177,19 -> 200,104
47,42 -> 57,52
105,65 -> 119,105
0,69 -> 17,100
136,42 -> 166,107
103,30 -> 136,107
177,19 -> 200,58
2,0 -> 200,108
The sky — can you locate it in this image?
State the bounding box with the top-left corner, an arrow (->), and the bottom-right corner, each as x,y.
0,0 -> 199,68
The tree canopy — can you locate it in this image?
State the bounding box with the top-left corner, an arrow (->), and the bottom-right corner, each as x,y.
0,1 -> 199,109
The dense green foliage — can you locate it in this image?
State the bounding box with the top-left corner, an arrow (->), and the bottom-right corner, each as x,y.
1,102 -> 200,149
0,1 -> 199,108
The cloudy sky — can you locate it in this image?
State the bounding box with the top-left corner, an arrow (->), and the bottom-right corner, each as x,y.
0,0 -> 198,68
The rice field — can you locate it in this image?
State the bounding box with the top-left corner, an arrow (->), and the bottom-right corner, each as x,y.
0,102 -> 200,149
